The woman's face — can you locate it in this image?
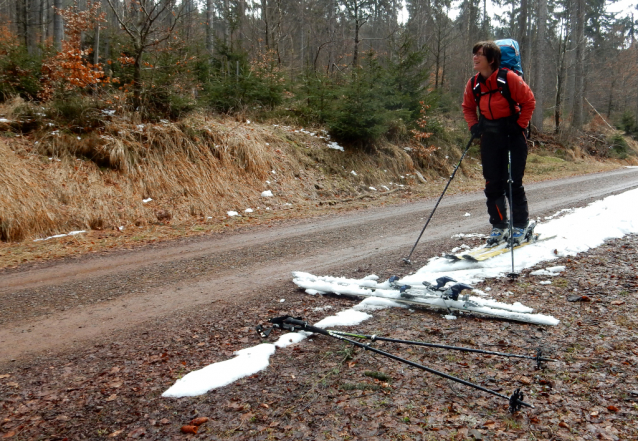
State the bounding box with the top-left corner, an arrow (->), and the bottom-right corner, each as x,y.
473,48 -> 491,73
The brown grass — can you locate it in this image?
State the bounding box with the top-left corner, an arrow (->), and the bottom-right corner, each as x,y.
0,112 -> 417,245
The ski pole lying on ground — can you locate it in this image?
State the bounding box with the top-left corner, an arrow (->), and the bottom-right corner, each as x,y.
327,330 -> 557,369
403,134 -> 476,265
263,315 -> 535,413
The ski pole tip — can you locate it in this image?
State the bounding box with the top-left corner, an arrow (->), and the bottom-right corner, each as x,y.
507,272 -> 519,279
402,258 -> 412,265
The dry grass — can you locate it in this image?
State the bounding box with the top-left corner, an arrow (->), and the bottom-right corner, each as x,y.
0,111 -> 416,245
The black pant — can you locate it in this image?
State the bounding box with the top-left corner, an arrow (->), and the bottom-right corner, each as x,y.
480,130 -> 529,228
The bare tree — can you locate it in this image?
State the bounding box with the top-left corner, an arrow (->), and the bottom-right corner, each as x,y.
572,0 -> 585,129
531,0 -> 546,131
341,0 -> 373,69
104,0 -> 186,109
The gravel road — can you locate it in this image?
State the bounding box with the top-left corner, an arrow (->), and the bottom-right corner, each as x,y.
1,167 -> 637,363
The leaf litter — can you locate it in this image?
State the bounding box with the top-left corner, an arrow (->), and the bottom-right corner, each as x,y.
1,234 -> 637,439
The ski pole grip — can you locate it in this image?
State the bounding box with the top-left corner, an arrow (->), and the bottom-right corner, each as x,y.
283,318 -> 330,336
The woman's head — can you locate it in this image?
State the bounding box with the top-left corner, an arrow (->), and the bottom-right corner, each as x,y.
473,41 -> 501,72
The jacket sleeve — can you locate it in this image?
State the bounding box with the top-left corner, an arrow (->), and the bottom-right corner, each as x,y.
461,77 -> 479,130
507,71 -> 536,128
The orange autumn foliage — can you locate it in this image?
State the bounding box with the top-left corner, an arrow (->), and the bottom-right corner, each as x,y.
39,1 -> 109,101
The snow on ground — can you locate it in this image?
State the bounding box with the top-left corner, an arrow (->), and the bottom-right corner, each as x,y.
401,187 -> 638,287
162,308 -> 372,398
34,230 -> 86,242
163,187 -> 638,399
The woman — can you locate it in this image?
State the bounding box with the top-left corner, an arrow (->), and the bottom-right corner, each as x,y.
462,41 -> 536,246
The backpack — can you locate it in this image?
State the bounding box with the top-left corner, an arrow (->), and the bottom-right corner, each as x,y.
496,38 -> 523,77
471,38 -> 526,129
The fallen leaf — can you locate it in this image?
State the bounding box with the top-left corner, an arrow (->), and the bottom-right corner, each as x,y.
127,427 -> 146,438
0,374 -> 10,379
106,394 -> 117,402
610,300 -> 625,306
108,380 -> 122,388
259,403 -> 269,409
2,431 -> 16,439
190,417 -> 209,426
559,421 -> 570,429
7,382 -> 18,388
181,425 -> 197,434
607,405 -> 619,412
108,429 -> 124,437
159,418 -> 170,425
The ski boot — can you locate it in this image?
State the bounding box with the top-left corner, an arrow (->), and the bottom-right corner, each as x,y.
486,226 -> 509,247
509,222 -> 536,246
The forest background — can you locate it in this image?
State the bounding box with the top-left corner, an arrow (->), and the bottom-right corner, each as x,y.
1,0 -> 638,249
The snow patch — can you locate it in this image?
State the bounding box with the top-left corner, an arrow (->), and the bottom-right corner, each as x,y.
261,190 -> 273,197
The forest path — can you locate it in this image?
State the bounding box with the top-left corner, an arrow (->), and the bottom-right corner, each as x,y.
1,167 -> 637,363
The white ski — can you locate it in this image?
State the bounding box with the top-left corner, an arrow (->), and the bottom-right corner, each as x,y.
292,272 -> 559,326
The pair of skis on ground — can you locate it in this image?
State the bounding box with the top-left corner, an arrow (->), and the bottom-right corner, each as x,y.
445,221 -> 556,262
292,271 -> 559,326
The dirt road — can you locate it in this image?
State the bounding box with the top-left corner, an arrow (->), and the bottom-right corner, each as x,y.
1,167 -> 638,363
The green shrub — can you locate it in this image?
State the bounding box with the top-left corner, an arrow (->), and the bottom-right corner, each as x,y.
608,133 -> 630,159
0,40 -> 42,101
199,43 -> 284,113
619,111 -> 637,138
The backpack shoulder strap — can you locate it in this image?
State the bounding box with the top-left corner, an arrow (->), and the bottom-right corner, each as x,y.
497,68 -> 518,119
471,73 -> 481,107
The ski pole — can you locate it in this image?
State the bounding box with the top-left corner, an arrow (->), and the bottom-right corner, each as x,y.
327,331 -> 558,364
403,135 -> 476,265
506,148 -> 517,278
280,317 -> 533,413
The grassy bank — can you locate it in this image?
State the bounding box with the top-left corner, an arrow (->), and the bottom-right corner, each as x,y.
0,109 -> 636,268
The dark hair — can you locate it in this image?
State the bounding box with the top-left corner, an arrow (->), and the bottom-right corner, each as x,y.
473,41 -> 501,70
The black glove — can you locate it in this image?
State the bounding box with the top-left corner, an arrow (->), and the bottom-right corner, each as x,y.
470,123 -> 482,138
507,117 -> 524,135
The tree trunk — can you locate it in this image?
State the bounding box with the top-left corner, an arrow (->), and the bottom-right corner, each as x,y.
207,0 -> 214,55
327,0 -> 335,74
555,26 -> 567,133
16,0 -> 28,47
53,0 -> 63,51
133,53 -> 142,110
518,0 -> 528,75
353,1 -> 360,70
572,0 -> 585,130
260,0 -> 268,50
564,0 -> 576,121
531,0 -> 547,131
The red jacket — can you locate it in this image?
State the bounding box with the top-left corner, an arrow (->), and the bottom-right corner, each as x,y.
462,69 -> 536,130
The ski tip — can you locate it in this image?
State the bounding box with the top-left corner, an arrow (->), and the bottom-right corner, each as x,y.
444,254 -> 461,262
462,255 -> 479,263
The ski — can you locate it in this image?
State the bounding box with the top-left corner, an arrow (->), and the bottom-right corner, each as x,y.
446,234 -> 557,262
446,227 -> 556,262
292,272 -> 559,326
